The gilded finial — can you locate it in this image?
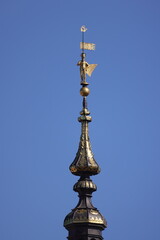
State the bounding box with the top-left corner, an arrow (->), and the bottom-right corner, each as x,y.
69,26 -> 100,176
78,26 -> 97,85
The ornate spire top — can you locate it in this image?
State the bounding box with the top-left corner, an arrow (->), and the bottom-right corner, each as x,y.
69,26 -> 99,176
64,26 -> 107,240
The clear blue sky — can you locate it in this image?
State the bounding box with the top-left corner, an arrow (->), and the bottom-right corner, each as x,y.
0,1 -> 160,240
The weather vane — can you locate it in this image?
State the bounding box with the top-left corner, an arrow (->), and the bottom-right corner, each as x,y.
77,25 -> 97,85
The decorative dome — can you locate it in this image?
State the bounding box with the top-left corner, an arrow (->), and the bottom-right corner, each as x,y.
64,208 -> 107,229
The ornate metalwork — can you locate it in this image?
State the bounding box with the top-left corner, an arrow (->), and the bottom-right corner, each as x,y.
64,26 -> 107,240
64,208 -> 107,226
77,53 -> 97,84
70,121 -> 100,176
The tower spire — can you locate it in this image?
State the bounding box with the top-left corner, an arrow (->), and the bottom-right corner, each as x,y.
64,26 -> 107,240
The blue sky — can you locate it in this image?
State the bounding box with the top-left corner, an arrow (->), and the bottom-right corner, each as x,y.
0,1 -> 160,240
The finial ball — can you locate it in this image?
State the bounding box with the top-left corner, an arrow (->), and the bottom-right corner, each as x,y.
80,87 -> 90,96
